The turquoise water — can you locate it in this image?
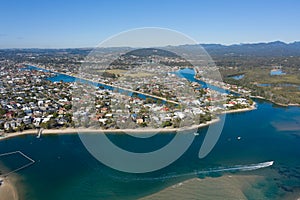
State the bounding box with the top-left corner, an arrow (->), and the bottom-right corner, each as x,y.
0,100 -> 300,199
9,65 -> 300,199
270,69 -> 286,76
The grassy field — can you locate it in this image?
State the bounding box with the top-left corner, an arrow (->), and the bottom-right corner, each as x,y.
223,67 -> 300,105
243,68 -> 300,85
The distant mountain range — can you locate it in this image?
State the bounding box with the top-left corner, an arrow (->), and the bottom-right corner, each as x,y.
1,41 -> 300,57
200,41 -> 300,57
100,41 -> 300,57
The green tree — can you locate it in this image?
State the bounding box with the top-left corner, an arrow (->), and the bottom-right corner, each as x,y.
162,121 -> 172,128
0,108 -> 6,116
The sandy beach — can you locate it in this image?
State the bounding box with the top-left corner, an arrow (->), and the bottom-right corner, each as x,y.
222,103 -> 257,114
0,118 -> 221,141
0,104 -> 258,142
0,177 -> 18,200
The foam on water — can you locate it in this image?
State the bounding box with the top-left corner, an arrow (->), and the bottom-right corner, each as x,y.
114,161 -> 274,181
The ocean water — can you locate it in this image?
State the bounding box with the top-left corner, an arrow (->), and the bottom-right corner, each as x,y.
0,100 -> 300,199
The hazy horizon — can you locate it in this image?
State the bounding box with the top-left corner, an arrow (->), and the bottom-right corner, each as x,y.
0,40 -> 299,50
1,0 -> 300,48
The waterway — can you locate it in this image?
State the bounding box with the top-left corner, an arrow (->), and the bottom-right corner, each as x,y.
1,65 -> 298,199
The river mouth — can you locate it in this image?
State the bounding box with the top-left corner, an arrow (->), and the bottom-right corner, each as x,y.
0,100 -> 299,200
11,65 -> 300,199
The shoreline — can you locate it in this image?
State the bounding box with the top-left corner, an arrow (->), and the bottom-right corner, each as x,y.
0,105 -> 257,142
0,118 -> 220,141
194,75 -> 300,108
0,64 -> 256,142
27,64 -> 300,108
251,96 -> 300,107
194,76 -> 241,95
221,103 -> 257,114
25,64 -> 179,105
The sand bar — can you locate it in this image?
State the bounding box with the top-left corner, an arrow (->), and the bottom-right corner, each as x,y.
0,177 -> 18,200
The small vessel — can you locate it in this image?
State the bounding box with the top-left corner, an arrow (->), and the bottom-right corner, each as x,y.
194,132 -> 199,136
237,136 -> 241,140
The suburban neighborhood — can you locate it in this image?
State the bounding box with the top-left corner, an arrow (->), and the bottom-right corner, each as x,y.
0,51 -> 254,134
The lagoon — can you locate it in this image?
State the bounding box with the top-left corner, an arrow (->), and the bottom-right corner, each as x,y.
228,74 -> 245,80
270,69 -> 286,76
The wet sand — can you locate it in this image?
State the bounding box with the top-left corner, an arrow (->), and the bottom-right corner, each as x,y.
0,177 -> 18,200
140,175 -> 263,200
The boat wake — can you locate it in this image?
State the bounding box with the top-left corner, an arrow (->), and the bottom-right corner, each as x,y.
117,161 -> 274,181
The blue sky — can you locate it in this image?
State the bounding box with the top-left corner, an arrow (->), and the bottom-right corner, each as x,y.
0,0 -> 300,48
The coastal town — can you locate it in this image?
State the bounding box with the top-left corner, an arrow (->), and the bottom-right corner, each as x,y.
2,1 -> 300,200
0,50 -> 255,135
0,61 -> 73,134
